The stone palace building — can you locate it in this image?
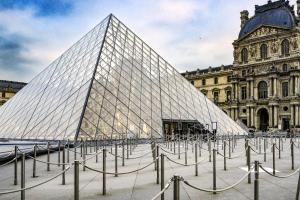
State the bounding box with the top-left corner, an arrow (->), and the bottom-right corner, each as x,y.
182,0 -> 300,132
0,80 -> 26,106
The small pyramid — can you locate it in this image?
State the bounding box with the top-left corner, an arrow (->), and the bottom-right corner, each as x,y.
0,14 -> 246,141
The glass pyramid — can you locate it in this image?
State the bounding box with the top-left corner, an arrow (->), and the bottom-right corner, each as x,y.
0,14 -> 246,141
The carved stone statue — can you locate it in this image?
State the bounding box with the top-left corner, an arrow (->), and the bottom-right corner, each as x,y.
233,48 -> 239,60
249,45 -> 256,57
291,37 -> 298,50
271,39 -> 279,53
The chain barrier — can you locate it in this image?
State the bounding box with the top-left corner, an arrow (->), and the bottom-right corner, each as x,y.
165,155 -> 205,167
84,157 -> 158,176
183,165 -> 254,193
259,165 -> 300,178
0,165 -> 71,195
0,157 -> 17,167
0,150 -> 14,159
150,177 -> 173,200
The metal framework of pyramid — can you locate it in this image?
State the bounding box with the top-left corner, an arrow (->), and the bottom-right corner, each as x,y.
0,14 -> 246,141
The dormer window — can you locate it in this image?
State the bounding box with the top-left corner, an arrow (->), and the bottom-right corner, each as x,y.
241,48 -> 248,63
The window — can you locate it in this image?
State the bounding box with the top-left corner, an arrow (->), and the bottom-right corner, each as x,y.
282,82 -> 289,97
241,86 -> 247,100
258,81 -> 268,99
202,79 -> 206,86
281,39 -> 289,56
282,64 -> 288,72
214,77 -> 218,84
201,90 -> 207,96
227,76 -> 231,82
241,48 -> 248,63
213,91 -> 219,103
260,44 -> 268,59
242,70 -> 246,77
190,80 -> 194,85
226,90 -> 231,101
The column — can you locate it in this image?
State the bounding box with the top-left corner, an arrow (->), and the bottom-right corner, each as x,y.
251,107 -> 254,127
291,105 -> 294,127
274,78 -> 277,97
269,106 -> 273,128
254,114 -> 258,130
268,79 -> 272,98
296,76 -> 299,95
247,107 -> 250,127
247,81 -> 250,99
274,106 -> 278,128
233,83 -> 236,99
251,81 -> 254,99
295,106 -> 299,127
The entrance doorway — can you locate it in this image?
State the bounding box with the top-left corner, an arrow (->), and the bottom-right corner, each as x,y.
282,118 -> 290,130
258,108 -> 269,131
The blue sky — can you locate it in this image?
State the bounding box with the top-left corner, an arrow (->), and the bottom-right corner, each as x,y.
0,0 -> 297,82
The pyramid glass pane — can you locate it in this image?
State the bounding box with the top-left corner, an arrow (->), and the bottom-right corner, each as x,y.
0,14 -> 246,141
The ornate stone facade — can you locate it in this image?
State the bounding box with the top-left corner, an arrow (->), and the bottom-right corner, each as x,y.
183,0 -> 300,132
0,80 -> 26,106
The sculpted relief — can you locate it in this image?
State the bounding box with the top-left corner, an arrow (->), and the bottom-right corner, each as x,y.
271,39 -> 279,53
249,45 -> 257,57
291,36 -> 298,50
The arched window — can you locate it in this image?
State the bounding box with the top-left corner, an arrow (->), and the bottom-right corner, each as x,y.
260,44 -> 268,59
281,39 -> 289,56
241,48 -> 248,63
258,81 -> 268,99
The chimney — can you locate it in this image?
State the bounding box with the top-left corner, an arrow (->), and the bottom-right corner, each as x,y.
240,10 -> 249,28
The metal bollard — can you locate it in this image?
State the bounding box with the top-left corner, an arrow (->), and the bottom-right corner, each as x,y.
173,175 -> 180,200
156,145 -> 160,184
96,142 -> 98,163
58,141 -> 61,167
278,139 -> 281,159
21,153 -> 25,200
291,141 -> 294,170
272,143 -> 276,175
161,154 -> 165,200
62,147 -> 66,185
184,148 -> 187,166
178,138 -> 181,159
103,149 -> 107,195
264,139 -> 266,162
83,142 -> 86,171
296,171 -> 300,200
33,144 -> 37,178
208,139 -> 212,162
115,143 -> 118,177
14,145 -> 18,185
195,144 -> 198,176
127,139 -> 129,159
228,139 -> 231,159
254,161 -> 259,200
74,144 -> 77,160
213,149 -> 217,194
67,140 -> 70,163
247,146 -> 251,183
224,141 -> 227,171
122,141 -> 125,166
80,139 -> 83,157
74,160 -> 79,200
